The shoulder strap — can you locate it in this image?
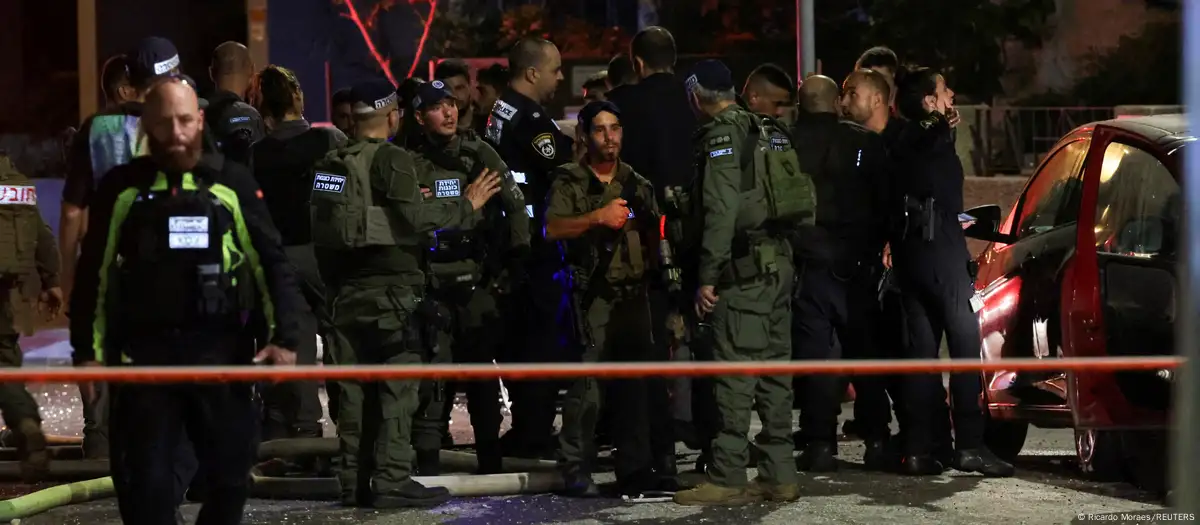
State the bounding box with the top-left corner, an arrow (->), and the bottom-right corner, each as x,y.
422,143 -> 481,180
738,118 -> 761,191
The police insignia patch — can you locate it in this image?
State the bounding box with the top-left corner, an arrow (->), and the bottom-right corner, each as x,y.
432,80 -> 445,89
494,100 -> 518,121
434,179 -> 461,198
533,133 -> 556,159
709,148 -> 733,158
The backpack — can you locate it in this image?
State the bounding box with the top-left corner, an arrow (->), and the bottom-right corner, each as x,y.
309,141 -> 401,250
115,171 -> 254,328
0,157 -> 41,279
739,116 -> 818,226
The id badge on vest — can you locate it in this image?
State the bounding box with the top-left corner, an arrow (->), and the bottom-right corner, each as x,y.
168,216 -> 210,249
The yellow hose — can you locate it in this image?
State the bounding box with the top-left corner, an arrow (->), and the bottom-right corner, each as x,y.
0,476 -> 114,521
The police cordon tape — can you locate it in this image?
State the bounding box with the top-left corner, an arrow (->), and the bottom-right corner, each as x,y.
3,356 -> 1183,383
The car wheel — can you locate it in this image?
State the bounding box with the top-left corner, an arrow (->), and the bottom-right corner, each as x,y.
983,417 -> 1028,463
1075,428 -> 1124,481
1120,430 -> 1168,495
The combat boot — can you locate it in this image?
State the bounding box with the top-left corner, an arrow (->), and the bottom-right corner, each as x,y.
672,483 -> 763,506
796,441 -> 838,472
12,419 -> 48,482
372,479 -> 451,508
951,447 -> 1015,477
748,477 -> 801,503
475,440 -> 503,475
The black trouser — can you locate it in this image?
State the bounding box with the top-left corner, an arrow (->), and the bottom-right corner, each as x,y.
110,383 -> 199,524
688,315 -> 718,460
895,240 -> 984,455
794,262 -> 890,443
110,369 -> 255,525
498,259 -> 563,449
262,245 -> 326,440
645,288 -> 675,469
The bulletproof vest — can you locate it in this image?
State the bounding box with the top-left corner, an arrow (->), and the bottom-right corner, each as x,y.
740,115 -> 817,227
569,165 -> 648,287
309,141 -> 404,250
416,137 -> 486,269
252,128 -> 341,245
114,171 -> 254,330
0,157 -> 41,279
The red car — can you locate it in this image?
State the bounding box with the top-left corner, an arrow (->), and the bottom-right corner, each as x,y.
964,114 -> 1186,494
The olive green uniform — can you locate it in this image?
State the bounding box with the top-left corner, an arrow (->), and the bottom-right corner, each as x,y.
0,158 -> 58,428
314,139 -> 482,501
695,105 -> 797,488
547,162 -> 661,486
409,131 -> 529,470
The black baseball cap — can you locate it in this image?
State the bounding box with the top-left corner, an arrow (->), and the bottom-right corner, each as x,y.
128,37 -> 181,88
350,79 -> 400,115
686,59 -> 735,92
577,100 -> 621,134
412,79 -> 455,111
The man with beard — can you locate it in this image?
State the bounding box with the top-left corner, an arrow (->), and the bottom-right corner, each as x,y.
483,37 -> 573,459
546,101 -> 667,498
331,88 -> 356,137
69,77 -> 306,523
472,65 -> 507,136
407,79 -> 528,476
434,59 -> 477,133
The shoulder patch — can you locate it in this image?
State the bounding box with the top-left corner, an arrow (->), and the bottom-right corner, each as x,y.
709,148 -> 733,159
0,185 -> 37,205
769,135 -> 791,151
533,133 -> 556,159
707,134 -> 732,147
313,172 -> 346,193
494,100 -> 518,121
229,116 -> 251,124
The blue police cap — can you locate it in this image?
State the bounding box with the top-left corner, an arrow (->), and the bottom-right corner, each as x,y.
576,100 -> 621,134
350,79 -> 400,115
412,79 -> 455,111
686,60 -> 735,92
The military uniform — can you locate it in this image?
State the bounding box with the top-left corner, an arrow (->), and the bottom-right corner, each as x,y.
547,160 -> 662,494
674,60 -> 815,506
312,81 -> 484,507
409,126 -> 529,474
0,156 -> 55,481
484,88 -> 574,455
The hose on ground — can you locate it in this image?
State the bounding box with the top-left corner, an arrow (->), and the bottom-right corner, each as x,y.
256,438 -> 558,472
250,472 -> 564,500
0,477 -> 113,521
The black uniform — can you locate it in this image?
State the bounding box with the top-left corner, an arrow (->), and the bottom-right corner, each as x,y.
790,112 -> 893,468
602,72 -> 697,469
886,113 -> 1011,477
205,90 -> 266,168
70,153 -> 306,523
483,89 -> 574,455
251,119 -> 346,438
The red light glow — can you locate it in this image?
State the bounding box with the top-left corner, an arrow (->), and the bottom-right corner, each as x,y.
336,0 -> 438,87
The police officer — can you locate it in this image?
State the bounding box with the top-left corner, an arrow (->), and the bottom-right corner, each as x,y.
69,77 -> 305,524
604,26 -> 696,470
546,101 -> 670,498
673,60 -> 814,506
312,80 -> 500,507
407,79 -> 529,475
0,154 -> 59,482
205,42 -> 266,167
887,66 -> 1013,477
331,88 -> 356,137
247,65 -> 347,445
740,64 -> 794,118
483,37 -> 574,459
791,74 -> 893,472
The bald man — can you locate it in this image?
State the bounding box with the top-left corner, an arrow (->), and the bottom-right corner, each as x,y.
70,78 -> 306,524
207,41 -> 265,166
790,73 -> 896,474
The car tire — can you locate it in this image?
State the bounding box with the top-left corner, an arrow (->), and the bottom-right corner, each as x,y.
983,417 -> 1028,463
1075,428 -> 1124,481
1120,430 -> 1168,495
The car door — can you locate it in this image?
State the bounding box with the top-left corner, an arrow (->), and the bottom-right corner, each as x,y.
980,138 -> 1089,407
1069,134 -> 1181,429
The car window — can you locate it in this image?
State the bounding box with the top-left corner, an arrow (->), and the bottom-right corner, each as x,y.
1094,142 -> 1180,257
1014,140 -> 1089,239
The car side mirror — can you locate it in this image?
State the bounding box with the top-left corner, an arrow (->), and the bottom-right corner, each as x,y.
962,204 -> 1018,245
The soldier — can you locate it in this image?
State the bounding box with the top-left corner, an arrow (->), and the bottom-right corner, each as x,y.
483,37 -> 574,459
311,79 -> 500,508
0,154 -> 59,482
407,79 -> 529,476
546,101 -> 670,498
672,60 -> 815,506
